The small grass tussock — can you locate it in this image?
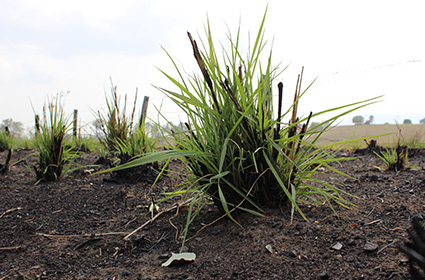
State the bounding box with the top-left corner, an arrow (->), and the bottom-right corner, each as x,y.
96,80 -> 137,154
374,141 -> 409,172
374,125 -> 419,172
95,80 -> 157,182
96,80 -> 156,162
31,94 -> 80,183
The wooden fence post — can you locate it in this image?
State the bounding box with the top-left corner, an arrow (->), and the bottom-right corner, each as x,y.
35,115 -> 41,137
73,109 -> 78,139
139,96 -> 149,127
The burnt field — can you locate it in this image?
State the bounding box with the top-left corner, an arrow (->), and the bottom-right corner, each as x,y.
1,148 -> 425,279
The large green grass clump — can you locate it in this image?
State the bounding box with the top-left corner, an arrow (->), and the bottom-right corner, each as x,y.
109,11 -> 379,248
156,13 -> 378,220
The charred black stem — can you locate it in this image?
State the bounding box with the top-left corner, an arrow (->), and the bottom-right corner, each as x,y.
275,82 -> 284,141
188,32 -> 221,114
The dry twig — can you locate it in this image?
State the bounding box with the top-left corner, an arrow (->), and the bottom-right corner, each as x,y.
0,207 -> 22,219
36,232 -> 127,238
123,198 -> 193,241
0,245 -> 24,251
364,219 -> 382,226
377,240 -> 397,255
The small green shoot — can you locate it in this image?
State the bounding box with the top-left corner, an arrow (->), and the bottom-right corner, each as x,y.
374,142 -> 409,172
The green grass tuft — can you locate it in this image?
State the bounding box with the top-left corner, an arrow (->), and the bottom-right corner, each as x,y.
104,9 -> 381,250
374,142 -> 409,172
31,94 -> 80,183
95,80 -> 157,179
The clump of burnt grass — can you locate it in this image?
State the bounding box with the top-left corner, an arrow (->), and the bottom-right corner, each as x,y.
96,80 -> 136,155
374,125 -> 417,172
375,141 -> 409,172
31,94 -> 79,183
96,81 -> 157,182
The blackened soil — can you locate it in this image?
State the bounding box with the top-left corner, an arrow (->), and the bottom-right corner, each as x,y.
1,148 -> 425,279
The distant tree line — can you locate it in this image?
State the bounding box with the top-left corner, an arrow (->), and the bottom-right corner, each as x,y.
0,119 -> 24,138
352,115 -> 424,125
352,115 -> 374,125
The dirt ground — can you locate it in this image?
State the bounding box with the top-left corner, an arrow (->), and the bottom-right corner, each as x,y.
1,147 -> 424,279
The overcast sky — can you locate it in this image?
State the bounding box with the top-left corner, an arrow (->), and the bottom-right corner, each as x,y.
1,0 -> 424,133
